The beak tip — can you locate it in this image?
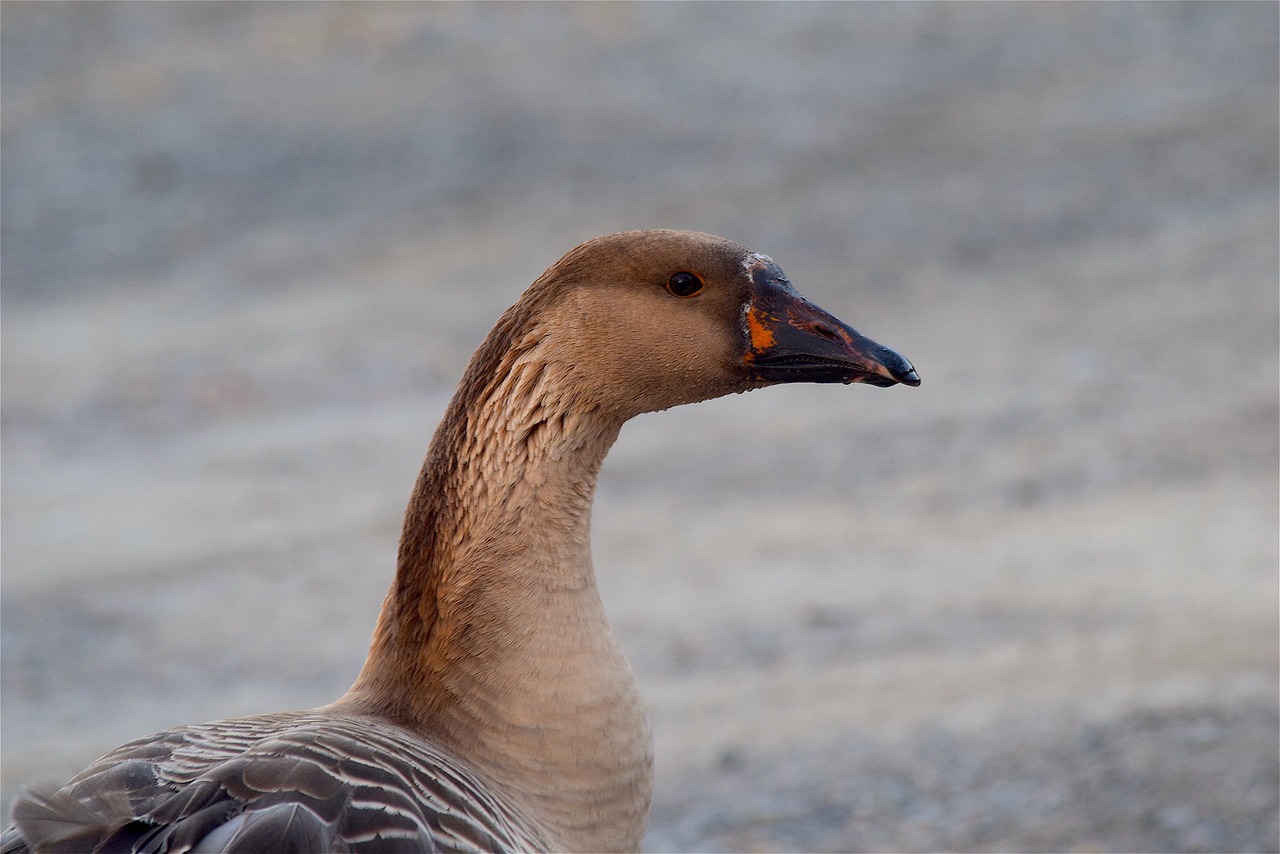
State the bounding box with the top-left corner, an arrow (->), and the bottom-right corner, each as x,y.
878,347 -> 920,387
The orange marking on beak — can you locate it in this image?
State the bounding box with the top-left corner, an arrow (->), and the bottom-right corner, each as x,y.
746,306 -> 777,351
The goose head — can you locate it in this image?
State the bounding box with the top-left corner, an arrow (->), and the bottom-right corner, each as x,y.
503,229 -> 920,420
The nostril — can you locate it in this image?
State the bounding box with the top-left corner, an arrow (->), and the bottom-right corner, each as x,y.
806,321 -> 842,343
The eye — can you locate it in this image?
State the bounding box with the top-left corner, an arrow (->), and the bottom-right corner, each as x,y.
666,272 -> 704,298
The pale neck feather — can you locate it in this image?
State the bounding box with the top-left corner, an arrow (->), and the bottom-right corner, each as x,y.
340,330 -> 653,852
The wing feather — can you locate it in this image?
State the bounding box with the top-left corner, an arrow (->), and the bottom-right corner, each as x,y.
3,711 -> 552,853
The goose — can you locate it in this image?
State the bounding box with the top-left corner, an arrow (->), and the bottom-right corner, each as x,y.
2,230 -> 919,854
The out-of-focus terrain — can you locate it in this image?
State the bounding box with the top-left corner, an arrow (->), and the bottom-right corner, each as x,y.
3,4 -> 1277,851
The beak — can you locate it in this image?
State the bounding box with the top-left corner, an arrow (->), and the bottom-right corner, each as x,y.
741,256 -> 920,388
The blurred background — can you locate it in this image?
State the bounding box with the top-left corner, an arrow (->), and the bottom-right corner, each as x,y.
2,3 -> 1277,851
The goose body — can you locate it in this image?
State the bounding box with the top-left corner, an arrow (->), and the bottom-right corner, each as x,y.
3,230 -> 918,853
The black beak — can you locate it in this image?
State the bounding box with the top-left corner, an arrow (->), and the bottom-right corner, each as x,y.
741,256 -> 920,388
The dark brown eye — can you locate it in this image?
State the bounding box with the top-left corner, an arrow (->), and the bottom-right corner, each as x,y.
666,272 -> 703,298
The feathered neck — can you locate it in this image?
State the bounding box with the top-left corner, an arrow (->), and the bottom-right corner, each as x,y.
339,298 -> 652,852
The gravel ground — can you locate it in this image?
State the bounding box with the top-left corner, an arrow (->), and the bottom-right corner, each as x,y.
3,4 -> 1277,851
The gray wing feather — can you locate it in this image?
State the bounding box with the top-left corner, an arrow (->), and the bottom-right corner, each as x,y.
4,712 -> 551,853
188,803 -> 341,853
